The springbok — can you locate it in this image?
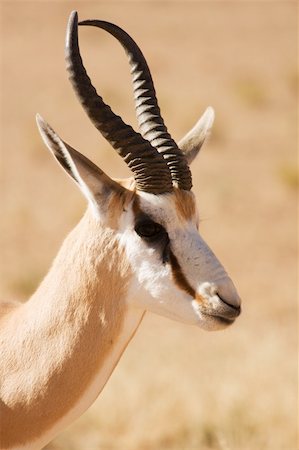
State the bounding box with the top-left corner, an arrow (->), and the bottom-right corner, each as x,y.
0,11 -> 241,450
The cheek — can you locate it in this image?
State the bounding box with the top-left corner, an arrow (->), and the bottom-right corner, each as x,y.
120,231 -> 173,298
120,231 -> 201,325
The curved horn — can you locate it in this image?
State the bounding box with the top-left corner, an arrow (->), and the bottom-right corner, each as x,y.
66,11 -> 172,195
79,19 -> 192,191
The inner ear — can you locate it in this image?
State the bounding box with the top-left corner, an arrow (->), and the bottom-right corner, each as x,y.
36,115 -> 128,216
179,107 -> 215,164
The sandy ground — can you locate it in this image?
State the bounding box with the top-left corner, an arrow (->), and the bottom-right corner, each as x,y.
0,1 -> 297,449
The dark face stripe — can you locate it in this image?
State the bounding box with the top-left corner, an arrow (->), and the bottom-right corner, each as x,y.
133,195 -> 201,302
169,249 -> 195,298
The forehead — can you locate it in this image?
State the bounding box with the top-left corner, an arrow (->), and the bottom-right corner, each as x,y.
135,189 -> 197,227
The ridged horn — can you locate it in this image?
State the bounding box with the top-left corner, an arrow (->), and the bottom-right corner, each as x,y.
79,19 -> 192,191
66,11 -> 173,195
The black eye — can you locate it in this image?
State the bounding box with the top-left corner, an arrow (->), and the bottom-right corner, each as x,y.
135,220 -> 164,239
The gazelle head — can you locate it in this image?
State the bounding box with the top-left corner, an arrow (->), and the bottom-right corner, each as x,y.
37,11 -> 241,331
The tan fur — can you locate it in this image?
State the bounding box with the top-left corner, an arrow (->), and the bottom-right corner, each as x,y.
107,188 -> 135,229
173,188 -> 196,223
195,293 -> 207,305
132,193 -> 142,219
0,207 -> 132,448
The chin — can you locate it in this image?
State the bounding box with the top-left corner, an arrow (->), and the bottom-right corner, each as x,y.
196,314 -> 236,331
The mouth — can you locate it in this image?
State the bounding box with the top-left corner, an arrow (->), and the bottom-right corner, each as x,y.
200,311 -> 236,326
198,310 -> 238,331
212,315 -> 236,325
193,295 -> 241,329
209,299 -> 241,325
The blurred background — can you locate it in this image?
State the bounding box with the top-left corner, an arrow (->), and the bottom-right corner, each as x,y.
1,2 -> 297,449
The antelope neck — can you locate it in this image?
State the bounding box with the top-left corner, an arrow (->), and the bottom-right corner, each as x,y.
0,211 -> 144,449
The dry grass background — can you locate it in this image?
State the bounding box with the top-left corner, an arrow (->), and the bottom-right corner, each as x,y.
0,1 -> 297,449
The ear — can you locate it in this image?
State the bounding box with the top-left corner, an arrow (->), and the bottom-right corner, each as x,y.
178,107 -> 215,165
36,114 -> 126,215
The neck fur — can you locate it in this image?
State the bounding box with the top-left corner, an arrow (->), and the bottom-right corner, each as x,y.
0,210 -> 144,449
